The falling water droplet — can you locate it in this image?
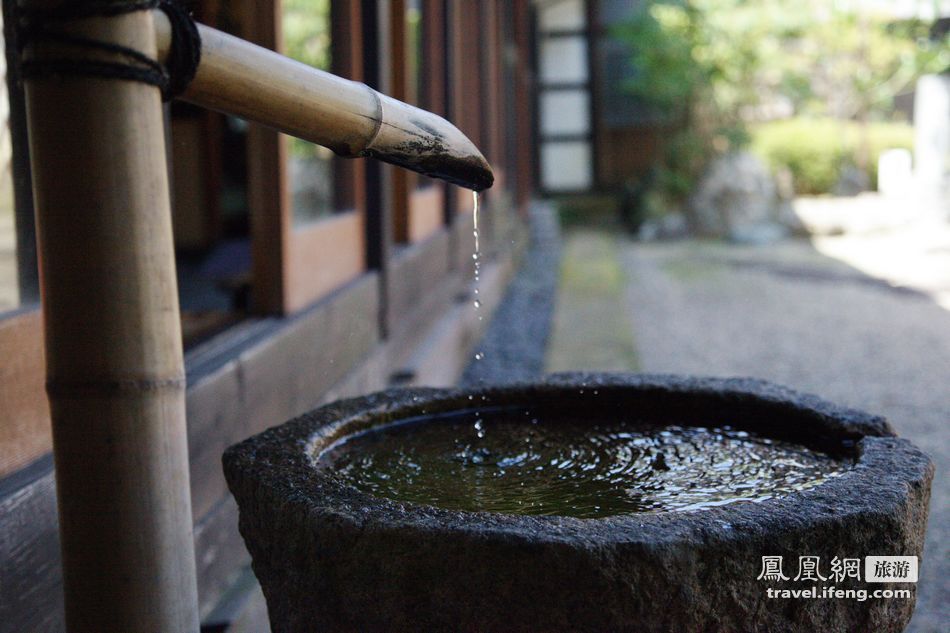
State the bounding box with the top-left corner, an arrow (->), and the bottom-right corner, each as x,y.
472,190 -> 480,255
470,191 -> 485,437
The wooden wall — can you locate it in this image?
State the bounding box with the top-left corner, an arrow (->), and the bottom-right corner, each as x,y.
596,126 -> 664,188
0,1 -> 534,630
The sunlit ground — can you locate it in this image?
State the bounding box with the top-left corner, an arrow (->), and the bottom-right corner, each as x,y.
804,193 -> 950,312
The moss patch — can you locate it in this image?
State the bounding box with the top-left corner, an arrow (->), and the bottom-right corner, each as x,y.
555,194 -> 622,230
546,230 -> 639,372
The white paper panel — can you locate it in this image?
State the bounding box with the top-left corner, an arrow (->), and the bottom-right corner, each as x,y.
540,90 -> 590,136
539,36 -> 588,84
541,141 -> 592,191
538,0 -> 586,32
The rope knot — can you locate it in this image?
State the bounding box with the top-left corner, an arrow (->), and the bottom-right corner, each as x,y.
19,0 -> 201,101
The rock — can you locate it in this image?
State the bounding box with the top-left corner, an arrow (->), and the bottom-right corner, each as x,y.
728,222 -> 789,245
223,373 -> 933,633
777,199 -> 810,236
774,166 -> 796,201
687,151 -> 787,243
638,211 -> 688,241
832,164 -> 870,197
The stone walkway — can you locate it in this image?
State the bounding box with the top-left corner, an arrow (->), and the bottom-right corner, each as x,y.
546,229 -> 637,373
547,211 -> 949,632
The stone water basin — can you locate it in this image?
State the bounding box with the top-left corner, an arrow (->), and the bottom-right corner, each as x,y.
223,373 -> 933,632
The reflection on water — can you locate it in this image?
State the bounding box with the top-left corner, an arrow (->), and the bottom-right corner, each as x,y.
317,410 -> 848,518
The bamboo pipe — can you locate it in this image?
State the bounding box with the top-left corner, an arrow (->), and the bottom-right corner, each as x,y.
153,11 -> 493,191
23,6 -> 200,633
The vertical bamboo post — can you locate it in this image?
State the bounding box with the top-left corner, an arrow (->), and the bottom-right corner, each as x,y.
22,4 -> 200,632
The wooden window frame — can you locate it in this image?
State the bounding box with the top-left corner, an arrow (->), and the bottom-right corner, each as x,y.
0,0 -> 49,479
515,0 -> 534,210
249,0 -> 368,315
532,0 -> 600,196
446,0 -> 482,217
391,0 -> 445,246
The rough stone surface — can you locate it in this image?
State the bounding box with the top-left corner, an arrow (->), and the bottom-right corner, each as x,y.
688,151 -> 789,242
223,374 -> 933,633
638,211 -> 690,241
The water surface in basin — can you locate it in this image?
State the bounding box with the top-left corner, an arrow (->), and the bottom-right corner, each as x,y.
316,410 -> 848,518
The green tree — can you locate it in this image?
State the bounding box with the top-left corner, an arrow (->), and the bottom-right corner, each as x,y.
283,0 -> 331,70
615,0 -> 808,203
616,0 -> 948,202
283,0 -> 332,159
801,10 -> 948,121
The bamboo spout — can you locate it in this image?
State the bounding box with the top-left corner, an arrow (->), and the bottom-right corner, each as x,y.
154,11 -> 493,191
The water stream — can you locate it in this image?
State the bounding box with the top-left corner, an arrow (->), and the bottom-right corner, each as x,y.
472,190 -> 483,323
471,190 -> 485,438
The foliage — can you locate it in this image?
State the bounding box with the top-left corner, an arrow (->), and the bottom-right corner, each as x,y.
614,0 -> 947,203
283,0 -> 331,159
751,118 -> 915,194
613,0 -> 807,205
283,0 -> 331,70
795,10 -> 949,121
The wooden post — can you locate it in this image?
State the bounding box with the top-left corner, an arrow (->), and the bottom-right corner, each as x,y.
22,5 -> 200,632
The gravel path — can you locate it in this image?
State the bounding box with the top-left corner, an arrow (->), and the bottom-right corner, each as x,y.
621,237 -> 949,632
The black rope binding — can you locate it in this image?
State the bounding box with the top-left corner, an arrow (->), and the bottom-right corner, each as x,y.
18,0 -> 201,101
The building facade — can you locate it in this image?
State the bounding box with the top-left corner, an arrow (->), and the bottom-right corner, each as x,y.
533,0 -> 661,195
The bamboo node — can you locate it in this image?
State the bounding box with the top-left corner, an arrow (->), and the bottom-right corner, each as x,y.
46,375 -> 187,397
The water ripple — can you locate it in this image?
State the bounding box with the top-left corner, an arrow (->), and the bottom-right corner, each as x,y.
317,411 -> 848,518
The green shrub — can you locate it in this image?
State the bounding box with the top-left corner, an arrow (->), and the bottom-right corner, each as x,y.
751,118 -> 914,194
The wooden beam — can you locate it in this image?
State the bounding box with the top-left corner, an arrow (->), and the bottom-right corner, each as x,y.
390,0 -> 410,243
245,0 -> 288,315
